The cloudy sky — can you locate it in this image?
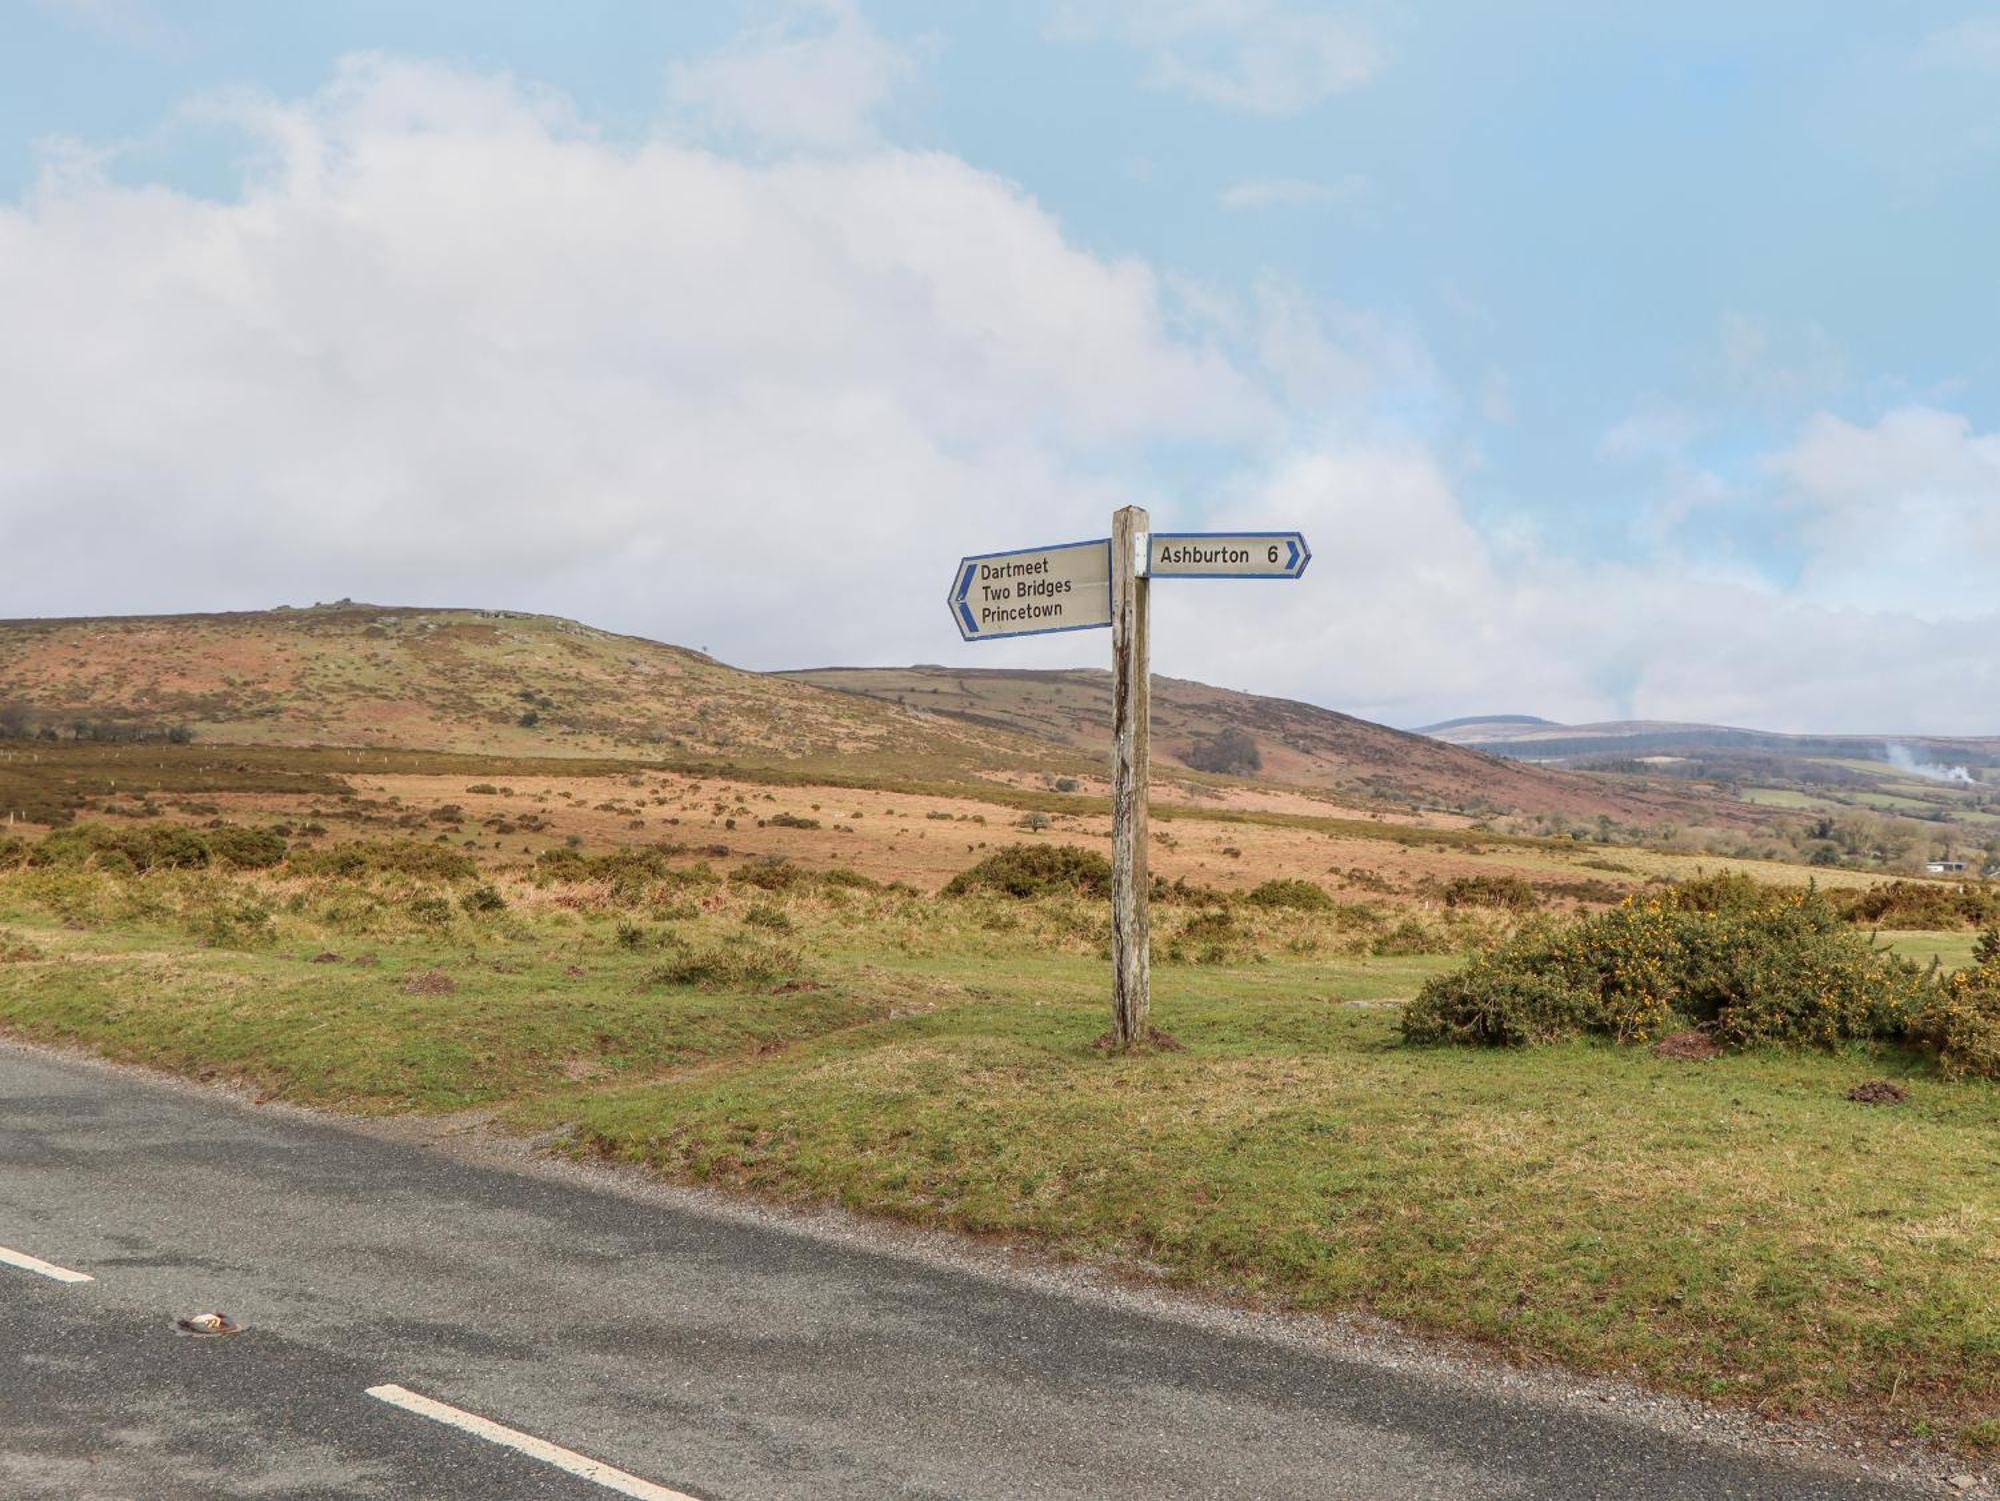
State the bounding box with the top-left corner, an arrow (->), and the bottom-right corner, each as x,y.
2,1 -> 1997,733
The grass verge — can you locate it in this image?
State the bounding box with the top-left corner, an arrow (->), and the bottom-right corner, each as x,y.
0,878 -> 1992,1455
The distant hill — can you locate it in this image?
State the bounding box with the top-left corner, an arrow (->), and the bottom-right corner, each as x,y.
0,604 -> 1066,776
1414,714 -> 1557,734
782,666 -> 1759,825
1422,715 -> 2000,769
1418,715 -> 2000,835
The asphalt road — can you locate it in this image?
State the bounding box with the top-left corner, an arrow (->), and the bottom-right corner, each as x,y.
0,1041 -> 1932,1499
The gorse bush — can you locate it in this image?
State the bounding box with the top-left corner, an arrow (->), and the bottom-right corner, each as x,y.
943,844 -> 1112,901
32,823 -> 217,872
1912,950 -> 2000,1080
287,841 -> 478,883
731,858 -> 806,892
1835,880 -> 2000,931
1652,871 -> 1787,916
1404,889 -> 1929,1053
536,842 -> 708,899
1439,874 -> 1539,912
1244,878 -> 1334,911
461,883 -> 507,914
208,825 -> 289,869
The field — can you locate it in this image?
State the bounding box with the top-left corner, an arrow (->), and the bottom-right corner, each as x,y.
0,821 -> 1994,1458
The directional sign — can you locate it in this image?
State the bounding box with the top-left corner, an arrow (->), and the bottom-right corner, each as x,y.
1148,531 -> 1311,579
948,538 -> 1113,641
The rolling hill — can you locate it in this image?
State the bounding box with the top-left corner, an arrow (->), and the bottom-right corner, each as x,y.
782,665 -> 1762,826
0,604 -> 1771,827
0,603 -> 1072,779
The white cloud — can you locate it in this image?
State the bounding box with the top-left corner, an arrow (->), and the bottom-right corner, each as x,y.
0,54 -> 1265,675
1217,174 -> 1369,211
1771,407 -> 2000,618
1153,445 -> 2000,733
1052,2 -> 1381,115
2,53 -> 1997,735
666,0 -> 916,152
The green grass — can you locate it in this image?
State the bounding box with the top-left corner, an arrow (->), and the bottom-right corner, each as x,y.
0,869 -> 1992,1454
1881,930 -> 1984,972
1740,787 -> 1833,810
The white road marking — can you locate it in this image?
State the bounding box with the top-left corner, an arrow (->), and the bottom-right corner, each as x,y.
0,1246 -> 93,1284
365,1384 -> 699,1500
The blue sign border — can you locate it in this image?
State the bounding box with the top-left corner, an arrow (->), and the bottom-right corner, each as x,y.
1147,530 -> 1310,580
949,537 -> 1113,642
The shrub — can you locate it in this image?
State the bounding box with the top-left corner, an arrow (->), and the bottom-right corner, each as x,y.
33,823 -> 214,872
768,812 -> 820,829
1655,871 -> 1789,916
288,841 -> 478,882
1440,874 -> 1538,912
1402,971 -> 1600,1048
187,897 -> 274,949
649,937 -> 800,989
743,903 -> 794,932
1536,878 -> 1626,906
1151,875 -> 1227,905
1913,956 -> 2000,1080
1835,880 -> 2000,931
1245,878 -> 1334,911
461,884 -> 507,914
208,825 -> 289,869
407,894 -> 455,928
1182,726 -> 1261,775
942,844 -> 1112,900
819,866 -> 880,892
1404,889 -> 1928,1052
533,843 -> 696,899
732,858 -> 805,892
1164,908 -> 1244,965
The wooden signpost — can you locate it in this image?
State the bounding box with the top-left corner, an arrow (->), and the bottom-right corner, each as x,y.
949,508 -> 1311,1047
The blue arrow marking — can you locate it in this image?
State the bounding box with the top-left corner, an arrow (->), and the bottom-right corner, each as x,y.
1285,539 -> 1299,572
955,562 -> 978,635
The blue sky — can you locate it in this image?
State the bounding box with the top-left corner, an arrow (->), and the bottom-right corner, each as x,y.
3,1 -> 1997,731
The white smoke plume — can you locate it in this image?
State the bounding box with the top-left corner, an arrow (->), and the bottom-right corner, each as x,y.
1883,743 -> 1976,784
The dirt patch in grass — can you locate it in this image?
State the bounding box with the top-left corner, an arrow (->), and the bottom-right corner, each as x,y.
1653,1028 -> 1723,1061
1847,1078 -> 1909,1105
402,968 -> 458,996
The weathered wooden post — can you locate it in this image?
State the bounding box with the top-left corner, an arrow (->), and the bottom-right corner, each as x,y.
1109,504 -> 1152,1047
948,515 -> 1308,1051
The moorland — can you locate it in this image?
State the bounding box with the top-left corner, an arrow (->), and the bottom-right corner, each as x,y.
0,601 -> 1993,1455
